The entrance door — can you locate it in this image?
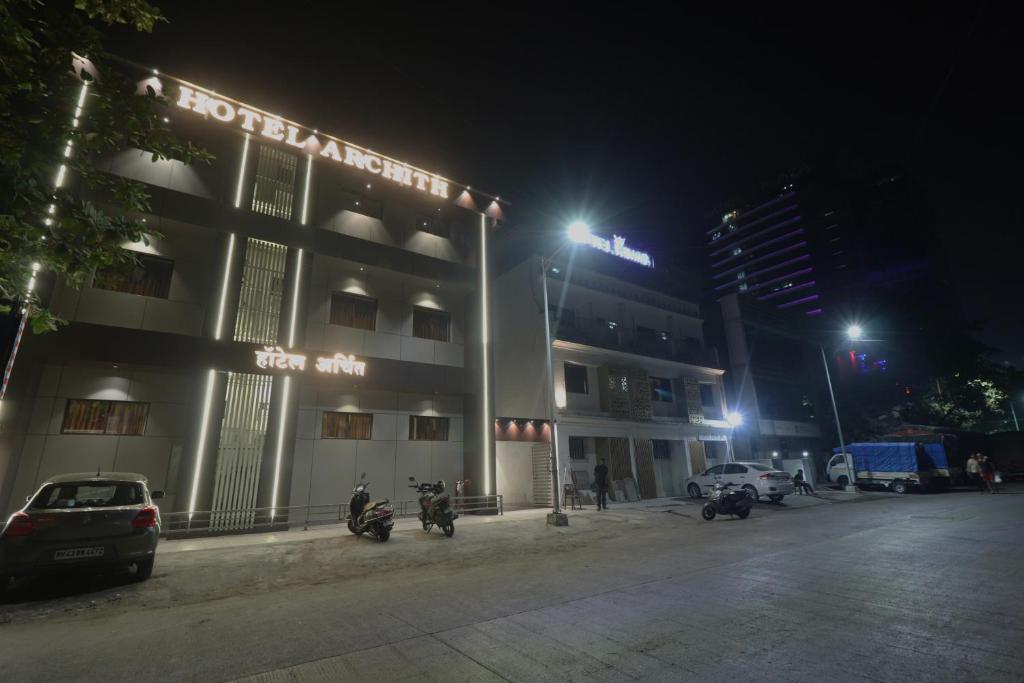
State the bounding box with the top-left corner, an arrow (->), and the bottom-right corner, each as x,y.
531,444 -> 553,506
632,439 -> 658,499
687,440 -> 708,477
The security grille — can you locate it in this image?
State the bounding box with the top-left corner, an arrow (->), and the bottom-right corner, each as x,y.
532,443 -> 553,506
251,145 -> 297,219
234,238 -> 287,344
210,372 -> 273,530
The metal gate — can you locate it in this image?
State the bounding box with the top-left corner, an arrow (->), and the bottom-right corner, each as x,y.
234,238 -> 287,345
210,372 -> 273,530
531,443 -> 553,506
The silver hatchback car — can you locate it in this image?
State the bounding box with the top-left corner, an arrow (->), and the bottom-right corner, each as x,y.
1,472 -> 162,595
685,462 -> 794,503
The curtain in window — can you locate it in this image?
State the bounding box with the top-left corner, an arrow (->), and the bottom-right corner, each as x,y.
62,400 -> 108,434
413,308 -> 450,342
93,253 -> 173,298
322,412 -> 373,439
62,400 -> 147,435
330,294 -> 377,330
409,416 -> 449,441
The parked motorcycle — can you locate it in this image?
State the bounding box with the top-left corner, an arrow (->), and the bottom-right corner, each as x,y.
348,473 -> 395,542
701,482 -> 753,521
408,477 -> 457,537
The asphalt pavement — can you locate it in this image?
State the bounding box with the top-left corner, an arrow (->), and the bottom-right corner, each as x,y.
1,485 -> 1022,682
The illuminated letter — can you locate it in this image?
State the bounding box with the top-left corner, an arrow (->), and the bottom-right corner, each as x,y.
237,107 -> 262,131
343,146 -> 366,170
176,85 -> 208,113
205,98 -> 235,122
364,154 -> 382,174
262,117 -> 285,141
411,171 -> 429,191
382,160 -> 412,186
320,140 -> 343,161
430,177 -> 449,198
285,125 -> 306,149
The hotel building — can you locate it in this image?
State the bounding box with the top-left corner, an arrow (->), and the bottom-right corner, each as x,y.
491,229 -> 734,507
0,61 -> 502,529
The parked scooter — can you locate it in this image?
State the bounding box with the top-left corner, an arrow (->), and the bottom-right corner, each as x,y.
408,477 -> 457,537
701,482 -> 753,521
348,473 -> 395,542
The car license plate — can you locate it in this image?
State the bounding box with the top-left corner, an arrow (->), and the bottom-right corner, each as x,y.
54,547 -> 105,560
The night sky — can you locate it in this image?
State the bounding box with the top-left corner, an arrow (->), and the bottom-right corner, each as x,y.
107,3 -> 1022,364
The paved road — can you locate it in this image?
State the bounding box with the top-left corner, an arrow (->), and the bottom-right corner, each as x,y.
2,488 -> 1022,682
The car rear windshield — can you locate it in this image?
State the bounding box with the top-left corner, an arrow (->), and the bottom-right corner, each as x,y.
30,482 -> 144,509
746,464 -> 775,471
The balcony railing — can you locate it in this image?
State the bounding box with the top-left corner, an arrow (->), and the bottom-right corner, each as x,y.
551,316 -> 719,367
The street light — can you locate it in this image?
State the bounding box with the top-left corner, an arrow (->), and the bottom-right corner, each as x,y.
540,223 -> 588,526
820,325 -> 863,491
726,411 -> 743,428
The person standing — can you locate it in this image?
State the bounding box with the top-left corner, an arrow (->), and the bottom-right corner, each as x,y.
594,459 -> 609,510
980,455 -> 998,493
966,453 -> 984,493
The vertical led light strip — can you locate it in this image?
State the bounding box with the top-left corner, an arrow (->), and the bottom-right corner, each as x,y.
287,249 -> 302,347
214,233 -> 236,340
234,134 -> 250,208
189,369 -> 218,516
480,213 -> 491,495
300,154 -> 313,225
270,374 -> 291,519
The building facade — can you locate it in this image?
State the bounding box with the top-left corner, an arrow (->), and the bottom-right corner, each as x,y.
0,63 -> 503,529
492,232 -> 733,507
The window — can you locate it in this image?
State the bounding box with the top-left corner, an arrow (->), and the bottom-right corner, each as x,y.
723,463 -> 748,474
93,252 -> 173,299
321,412 -> 373,440
417,213 -> 449,239
409,416 -> 449,441
564,363 -> 588,394
650,377 -> 674,402
413,306 -> 450,342
330,292 -> 377,331
339,189 -> 383,219
31,482 -> 144,509
652,440 -> 672,460
569,436 -> 586,460
61,399 -> 148,436
548,305 -> 575,328
703,465 -> 725,476
251,145 -> 297,219
699,383 -> 716,407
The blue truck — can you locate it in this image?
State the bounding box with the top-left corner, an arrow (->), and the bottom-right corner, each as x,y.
826,442 -> 951,493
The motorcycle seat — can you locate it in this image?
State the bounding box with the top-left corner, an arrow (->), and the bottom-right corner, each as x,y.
364,500 -> 388,511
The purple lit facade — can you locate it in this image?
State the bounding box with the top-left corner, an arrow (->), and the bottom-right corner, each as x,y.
707,190 -> 824,315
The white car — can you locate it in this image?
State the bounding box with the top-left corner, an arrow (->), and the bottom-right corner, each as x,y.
685,462 -> 794,503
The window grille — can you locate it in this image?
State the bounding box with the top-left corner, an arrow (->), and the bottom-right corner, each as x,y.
93,252 -> 173,299
61,399 -> 148,435
251,145 -> 297,219
569,436 -> 586,460
234,238 -> 287,345
330,292 -> 377,330
321,412 -> 373,439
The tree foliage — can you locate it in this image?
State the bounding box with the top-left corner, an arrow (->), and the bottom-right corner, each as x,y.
0,0 -> 211,333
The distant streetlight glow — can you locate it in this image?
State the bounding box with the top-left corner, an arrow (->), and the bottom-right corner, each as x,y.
847,324 -> 863,340
726,411 -> 743,427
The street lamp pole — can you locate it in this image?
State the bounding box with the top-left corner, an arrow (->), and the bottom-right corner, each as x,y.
1010,398 -> 1021,432
540,253 -> 565,522
820,344 -> 856,490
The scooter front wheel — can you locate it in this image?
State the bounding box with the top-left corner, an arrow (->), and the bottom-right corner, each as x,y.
347,518 -> 363,536
701,505 -> 716,521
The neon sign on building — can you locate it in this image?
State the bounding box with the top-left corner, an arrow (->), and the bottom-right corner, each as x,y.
255,347 -> 366,376
175,85 -> 450,199
579,232 -> 654,268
